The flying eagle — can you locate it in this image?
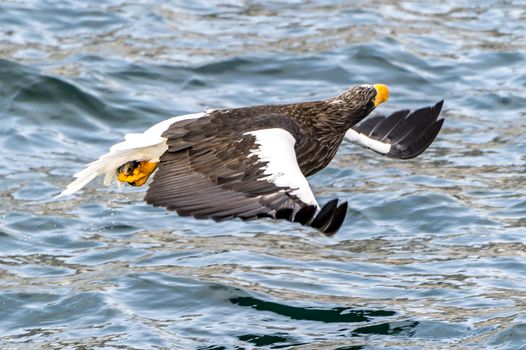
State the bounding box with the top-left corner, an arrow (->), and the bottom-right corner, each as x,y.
58,84 -> 444,235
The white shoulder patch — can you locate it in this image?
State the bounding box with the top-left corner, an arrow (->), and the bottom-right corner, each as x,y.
345,129 -> 391,154
245,128 -> 318,207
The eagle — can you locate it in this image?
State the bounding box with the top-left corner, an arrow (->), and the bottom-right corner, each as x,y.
58,84 -> 444,235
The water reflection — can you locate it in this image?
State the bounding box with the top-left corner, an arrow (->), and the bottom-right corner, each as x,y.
230,296 -> 395,323
351,320 -> 419,337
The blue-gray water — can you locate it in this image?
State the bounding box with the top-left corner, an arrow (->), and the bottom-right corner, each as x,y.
1,1 -> 525,349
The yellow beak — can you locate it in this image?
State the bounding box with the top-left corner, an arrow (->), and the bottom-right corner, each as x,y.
373,84 -> 389,107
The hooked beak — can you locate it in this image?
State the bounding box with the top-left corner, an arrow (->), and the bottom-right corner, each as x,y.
373,84 -> 389,107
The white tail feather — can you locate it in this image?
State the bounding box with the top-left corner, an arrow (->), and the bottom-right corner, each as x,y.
56,144 -> 168,198
56,112 -> 207,198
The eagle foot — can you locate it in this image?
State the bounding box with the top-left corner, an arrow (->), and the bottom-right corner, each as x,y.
117,161 -> 158,186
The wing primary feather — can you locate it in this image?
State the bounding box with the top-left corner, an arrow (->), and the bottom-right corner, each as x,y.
293,205 -> 317,225
388,118 -> 444,159
355,116 -> 385,135
388,101 -> 443,144
322,201 -> 348,236
386,101 -> 444,159
371,110 -> 410,141
310,199 -> 339,230
348,101 -> 444,160
275,208 -> 294,220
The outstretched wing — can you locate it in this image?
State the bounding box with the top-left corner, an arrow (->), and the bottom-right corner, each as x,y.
346,101 -> 444,159
145,125 -> 347,236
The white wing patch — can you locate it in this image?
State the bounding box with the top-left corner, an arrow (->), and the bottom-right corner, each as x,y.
245,128 -> 318,207
344,129 -> 391,154
57,112 -> 206,198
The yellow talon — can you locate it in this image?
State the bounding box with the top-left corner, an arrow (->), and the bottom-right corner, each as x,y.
117,161 -> 158,186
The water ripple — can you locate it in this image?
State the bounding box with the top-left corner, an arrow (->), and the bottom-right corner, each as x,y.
1,0 -> 525,349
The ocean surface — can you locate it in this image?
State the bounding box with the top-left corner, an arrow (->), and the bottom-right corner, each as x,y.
1,1 -> 525,349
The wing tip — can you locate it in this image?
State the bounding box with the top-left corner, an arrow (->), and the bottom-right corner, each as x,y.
380,100 -> 445,159
434,100 -> 445,112
387,115 -> 445,159
322,201 -> 348,236
306,199 -> 347,235
293,205 -> 317,225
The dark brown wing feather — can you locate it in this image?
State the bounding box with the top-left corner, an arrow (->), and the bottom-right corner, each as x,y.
145,111 -> 347,235
353,101 -> 444,159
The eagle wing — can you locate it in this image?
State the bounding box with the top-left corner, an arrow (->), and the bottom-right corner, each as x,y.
346,101 -> 444,159
145,115 -> 347,236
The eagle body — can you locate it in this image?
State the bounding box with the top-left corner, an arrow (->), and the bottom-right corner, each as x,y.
59,84 -> 444,235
